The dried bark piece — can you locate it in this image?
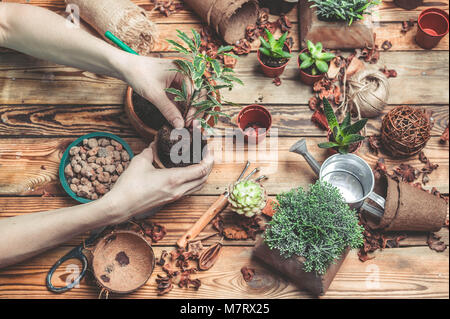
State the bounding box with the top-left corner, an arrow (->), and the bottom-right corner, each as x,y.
198,242 -> 223,270
240,266 -> 255,282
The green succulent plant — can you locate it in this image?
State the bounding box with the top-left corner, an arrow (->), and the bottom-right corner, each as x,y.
264,180 -> 364,275
228,180 -> 267,218
309,0 -> 381,26
318,98 -> 367,154
299,40 -> 335,75
259,29 -> 293,60
166,29 -> 243,132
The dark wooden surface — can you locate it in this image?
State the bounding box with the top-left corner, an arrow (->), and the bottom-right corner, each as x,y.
0,0 -> 448,299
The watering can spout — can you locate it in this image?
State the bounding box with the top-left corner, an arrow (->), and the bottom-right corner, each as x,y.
290,139 -> 321,176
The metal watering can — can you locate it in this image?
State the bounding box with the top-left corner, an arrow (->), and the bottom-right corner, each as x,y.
290,139 -> 385,219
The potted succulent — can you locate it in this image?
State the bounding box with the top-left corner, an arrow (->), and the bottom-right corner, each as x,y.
318,98 -> 367,154
299,0 -> 380,49
298,40 -> 335,85
228,180 -> 267,217
237,104 -> 273,144
125,29 -> 243,168
254,181 -> 364,296
257,29 -> 293,78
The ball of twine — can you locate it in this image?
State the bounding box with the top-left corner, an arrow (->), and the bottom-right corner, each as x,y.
347,69 -> 390,118
381,105 -> 431,158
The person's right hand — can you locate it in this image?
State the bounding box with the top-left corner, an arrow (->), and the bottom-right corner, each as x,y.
102,142 -> 214,223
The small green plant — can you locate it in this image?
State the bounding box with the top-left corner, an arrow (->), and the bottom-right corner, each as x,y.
166,29 -> 243,132
228,180 -> 267,218
309,0 -> 381,25
299,40 -> 335,75
318,98 -> 367,154
259,29 -> 293,59
264,181 -> 364,275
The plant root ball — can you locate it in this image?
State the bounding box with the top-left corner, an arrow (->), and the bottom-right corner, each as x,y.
65,137 -> 131,200
381,106 -> 431,158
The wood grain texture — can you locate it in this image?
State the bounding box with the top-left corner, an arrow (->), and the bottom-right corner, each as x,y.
0,246 -> 447,299
1,51 -> 449,105
0,104 -> 447,137
0,196 -> 447,248
0,137 -> 448,196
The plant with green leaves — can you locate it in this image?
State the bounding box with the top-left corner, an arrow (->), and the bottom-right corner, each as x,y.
318,98 -> 367,154
228,180 -> 267,218
309,0 -> 381,25
259,29 -> 293,60
264,180 -> 364,275
299,40 -> 335,75
166,29 -> 243,132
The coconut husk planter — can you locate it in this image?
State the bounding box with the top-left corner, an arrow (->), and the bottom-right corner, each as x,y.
66,0 -> 157,55
253,238 -> 349,296
365,174 -> 447,232
298,0 -> 374,49
184,0 -> 259,44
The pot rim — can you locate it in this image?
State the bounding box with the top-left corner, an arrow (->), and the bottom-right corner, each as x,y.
125,86 -> 159,137
237,104 -> 273,135
257,44 -> 292,70
319,153 -> 375,205
418,10 -> 450,37
92,230 -> 155,295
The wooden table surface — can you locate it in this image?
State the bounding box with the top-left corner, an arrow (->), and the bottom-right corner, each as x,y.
0,0 -> 448,299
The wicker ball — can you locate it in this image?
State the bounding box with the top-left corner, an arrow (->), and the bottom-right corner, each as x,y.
381,106 -> 431,158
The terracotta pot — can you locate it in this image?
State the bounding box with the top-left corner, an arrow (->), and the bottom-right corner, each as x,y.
393,0 -> 423,10
326,130 -> 363,155
416,9 -> 449,49
257,45 -> 291,78
298,48 -> 327,86
237,104 -> 272,144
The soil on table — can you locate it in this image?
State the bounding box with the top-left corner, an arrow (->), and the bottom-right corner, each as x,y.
132,91 -> 169,130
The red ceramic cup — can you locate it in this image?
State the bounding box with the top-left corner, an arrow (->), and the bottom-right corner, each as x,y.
257,46 -> 291,78
298,48 -> 327,86
416,9 -> 449,49
237,105 -> 272,144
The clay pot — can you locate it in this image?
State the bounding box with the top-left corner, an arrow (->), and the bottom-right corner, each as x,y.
92,230 -> 155,296
393,0 -> 423,10
258,0 -> 298,15
298,48 -> 327,86
237,104 -> 272,144
257,45 -> 291,78
416,8 -> 449,49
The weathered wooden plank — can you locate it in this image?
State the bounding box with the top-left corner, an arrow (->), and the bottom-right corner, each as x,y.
0,246 -> 447,299
1,51 -> 448,105
0,196 -> 447,248
5,0 -> 449,24
0,104 -> 447,137
0,137 -> 447,196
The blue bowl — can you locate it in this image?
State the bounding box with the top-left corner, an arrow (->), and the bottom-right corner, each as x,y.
59,132 -> 134,203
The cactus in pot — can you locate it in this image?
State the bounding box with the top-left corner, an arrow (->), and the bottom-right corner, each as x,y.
228,180 -> 267,217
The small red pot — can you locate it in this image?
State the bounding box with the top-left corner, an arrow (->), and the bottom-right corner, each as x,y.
298,48 -> 326,86
237,104 -> 272,144
416,9 -> 449,49
257,46 -> 291,78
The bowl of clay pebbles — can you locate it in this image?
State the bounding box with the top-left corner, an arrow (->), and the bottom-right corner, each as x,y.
59,132 -> 134,203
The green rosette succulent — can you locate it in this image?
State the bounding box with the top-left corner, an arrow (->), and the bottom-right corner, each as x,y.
228,180 -> 267,217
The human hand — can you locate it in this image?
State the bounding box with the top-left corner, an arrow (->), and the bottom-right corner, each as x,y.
121,55 -> 198,129
102,142 -> 214,222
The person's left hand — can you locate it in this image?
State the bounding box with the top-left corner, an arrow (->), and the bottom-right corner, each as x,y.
120,55 -> 196,129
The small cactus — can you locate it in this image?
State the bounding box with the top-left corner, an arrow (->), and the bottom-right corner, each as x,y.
228,180 -> 267,218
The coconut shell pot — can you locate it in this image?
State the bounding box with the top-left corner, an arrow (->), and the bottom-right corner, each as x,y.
92,230 -> 155,296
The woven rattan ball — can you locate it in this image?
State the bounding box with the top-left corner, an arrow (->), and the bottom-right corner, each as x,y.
381,105 -> 431,158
